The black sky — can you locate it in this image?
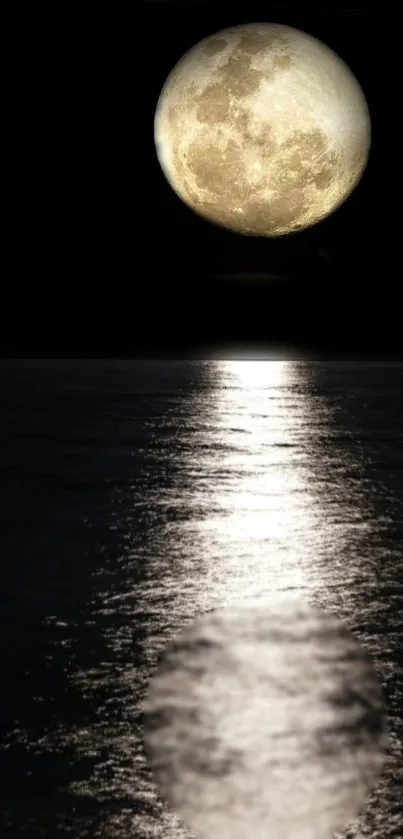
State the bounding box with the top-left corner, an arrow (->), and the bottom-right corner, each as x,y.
4,2 -> 402,357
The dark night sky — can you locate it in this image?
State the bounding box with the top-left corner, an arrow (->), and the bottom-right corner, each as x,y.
4,2 -> 402,357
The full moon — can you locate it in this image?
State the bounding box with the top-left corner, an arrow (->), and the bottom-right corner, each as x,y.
144,602 -> 387,839
154,23 -> 371,236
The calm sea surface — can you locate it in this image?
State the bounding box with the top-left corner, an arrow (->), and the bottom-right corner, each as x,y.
0,360 -> 402,838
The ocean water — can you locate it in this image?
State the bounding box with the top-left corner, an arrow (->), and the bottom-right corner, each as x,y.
0,359 -> 402,838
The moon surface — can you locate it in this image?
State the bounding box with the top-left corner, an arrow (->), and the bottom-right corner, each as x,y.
154,23 -> 371,236
143,601 -> 387,839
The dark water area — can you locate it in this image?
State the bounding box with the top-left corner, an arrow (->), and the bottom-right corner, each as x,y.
0,360 -> 402,838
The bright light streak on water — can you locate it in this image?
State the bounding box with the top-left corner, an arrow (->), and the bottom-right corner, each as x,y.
0,360 -> 401,838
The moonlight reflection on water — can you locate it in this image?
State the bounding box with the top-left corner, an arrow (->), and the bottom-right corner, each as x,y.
143,600 -> 387,839
190,360 -> 326,607
0,360 -> 401,839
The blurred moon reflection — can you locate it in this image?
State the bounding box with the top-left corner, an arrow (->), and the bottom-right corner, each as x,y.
144,600 -> 387,839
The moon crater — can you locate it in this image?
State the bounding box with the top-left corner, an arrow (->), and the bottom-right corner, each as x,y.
155,23 -> 371,236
